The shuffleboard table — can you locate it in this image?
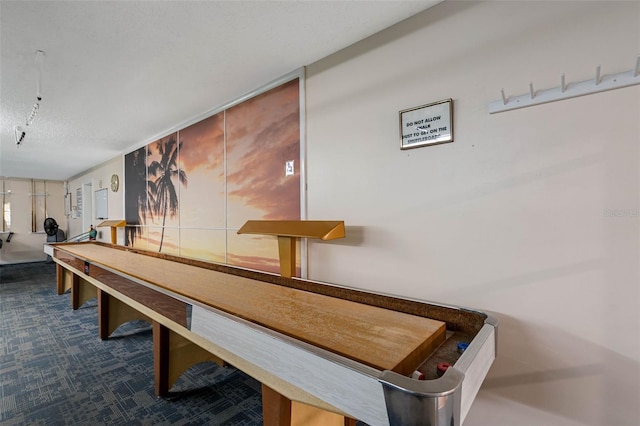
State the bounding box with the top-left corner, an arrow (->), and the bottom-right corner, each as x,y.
45,241 -> 497,426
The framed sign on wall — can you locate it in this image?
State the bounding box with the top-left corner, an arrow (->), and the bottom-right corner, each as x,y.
399,98 -> 453,150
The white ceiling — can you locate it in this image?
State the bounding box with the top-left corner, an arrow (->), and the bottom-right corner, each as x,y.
1,0 -> 440,181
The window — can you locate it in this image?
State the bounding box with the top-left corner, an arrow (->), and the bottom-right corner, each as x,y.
1,181 -> 10,231
31,180 -> 48,233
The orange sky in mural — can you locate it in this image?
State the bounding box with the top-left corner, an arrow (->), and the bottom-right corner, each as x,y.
178,113 -> 225,229
226,232 -> 301,277
180,229 -> 226,264
225,79 -> 300,273
226,79 -> 300,228
179,113 -> 224,173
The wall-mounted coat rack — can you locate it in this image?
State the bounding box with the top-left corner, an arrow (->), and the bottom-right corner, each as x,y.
488,56 -> 640,114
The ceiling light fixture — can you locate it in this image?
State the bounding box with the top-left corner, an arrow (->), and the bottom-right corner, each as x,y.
15,126 -> 26,146
25,50 -> 45,128
17,50 -> 45,147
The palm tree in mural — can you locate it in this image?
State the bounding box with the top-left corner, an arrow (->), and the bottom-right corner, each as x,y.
125,146 -> 156,246
148,137 -> 187,252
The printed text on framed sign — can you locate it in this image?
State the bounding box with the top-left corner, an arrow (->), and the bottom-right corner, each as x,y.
399,99 -> 453,150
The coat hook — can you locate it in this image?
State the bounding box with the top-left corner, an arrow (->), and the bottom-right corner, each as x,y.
489,59 -> 640,114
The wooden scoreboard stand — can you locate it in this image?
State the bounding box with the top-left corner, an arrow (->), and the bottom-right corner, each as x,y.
237,220 -> 346,278
96,219 -> 126,245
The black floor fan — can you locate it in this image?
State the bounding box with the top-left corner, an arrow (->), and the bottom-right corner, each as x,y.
44,218 -> 59,240
44,218 -> 65,262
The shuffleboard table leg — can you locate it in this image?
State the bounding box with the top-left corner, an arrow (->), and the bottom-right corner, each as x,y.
97,289 -> 110,340
154,321 -> 170,396
263,386 -> 356,426
344,417 -> 357,426
56,266 -> 74,295
97,289 -> 151,340
71,275 -> 95,310
262,384 -> 292,426
291,400 -> 355,426
71,274 -> 80,309
56,264 -> 65,295
153,321 -> 224,397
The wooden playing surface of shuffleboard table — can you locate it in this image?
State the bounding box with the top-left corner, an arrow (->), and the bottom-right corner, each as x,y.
54,243 -> 446,376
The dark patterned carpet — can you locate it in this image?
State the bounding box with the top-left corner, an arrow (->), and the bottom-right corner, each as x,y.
0,262 -> 263,425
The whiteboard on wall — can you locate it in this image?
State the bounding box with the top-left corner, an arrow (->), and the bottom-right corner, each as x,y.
95,188 -> 108,220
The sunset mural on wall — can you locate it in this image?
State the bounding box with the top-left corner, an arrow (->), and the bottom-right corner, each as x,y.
226,78 -> 301,273
145,132 -> 185,255
124,77 -> 301,274
177,113 -> 226,263
124,146 -> 147,248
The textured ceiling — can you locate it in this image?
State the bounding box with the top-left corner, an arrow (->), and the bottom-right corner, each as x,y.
0,0 -> 440,181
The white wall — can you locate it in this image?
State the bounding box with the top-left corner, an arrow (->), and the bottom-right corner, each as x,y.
67,156 -> 124,244
306,1 -> 639,425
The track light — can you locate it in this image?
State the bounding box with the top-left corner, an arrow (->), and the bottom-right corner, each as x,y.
26,50 -> 45,127
16,50 -> 45,147
15,126 -> 26,146
25,98 -> 40,127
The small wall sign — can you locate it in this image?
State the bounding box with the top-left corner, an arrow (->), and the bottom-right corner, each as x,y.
285,160 -> 295,176
399,99 -> 453,150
